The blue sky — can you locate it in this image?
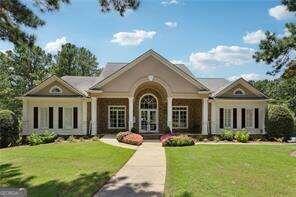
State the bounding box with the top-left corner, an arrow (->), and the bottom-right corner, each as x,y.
1,0 -> 295,80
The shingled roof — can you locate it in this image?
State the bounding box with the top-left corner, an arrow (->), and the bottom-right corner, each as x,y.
61,62 -> 231,95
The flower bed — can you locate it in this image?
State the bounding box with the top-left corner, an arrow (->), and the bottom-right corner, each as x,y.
161,134 -> 195,147
116,131 -> 143,146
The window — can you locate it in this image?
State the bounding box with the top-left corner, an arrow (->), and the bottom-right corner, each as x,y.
49,86 -> 62,94
219,108 -> 224,129
108,106 -> 126,129
58,107 -> 63,129
233,108 -> 237,129
73,107 -> 78,129
224,108 -> 232,128
255,108 -> 259,129
49,107 -> 54,129
241,108 -> 246,128
233,88 -> 245,96
140,95 -> 157,109
172,106 -> 188,129
246,109 -> 253,128
33,107 -> 38,129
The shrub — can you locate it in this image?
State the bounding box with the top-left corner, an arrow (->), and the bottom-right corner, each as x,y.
220,129 -> 234,141
121,133 -> 143,146
266,105 -> 295,138
0,110 -> 19,147
131,127 -> 138,133
27,131 -> 57,146
116,131 -> 143,146
160,134 -> 173,143
164,126 -> 172,134
234,130 -> 249,143
116,131 -> 131,141
162,135 -> 195,146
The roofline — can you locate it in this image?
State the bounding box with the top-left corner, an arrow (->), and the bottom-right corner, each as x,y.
22,75 -> 86,97
213,77 -> 268,98
90,49 -> 210,91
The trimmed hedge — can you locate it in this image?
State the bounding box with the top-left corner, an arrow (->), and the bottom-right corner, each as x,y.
0,110 -> 19,147
234,130 -> 250,143
116,131 -> 143,146
266,105 -> 294,137
162,135 -> 195,147
220,129 -> 234,141
27,131 -> 57,146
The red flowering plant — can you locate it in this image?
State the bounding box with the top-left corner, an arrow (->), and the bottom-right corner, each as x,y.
117,131 -> 143,146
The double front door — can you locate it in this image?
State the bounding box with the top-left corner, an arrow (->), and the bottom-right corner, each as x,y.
140,109 -> 158,132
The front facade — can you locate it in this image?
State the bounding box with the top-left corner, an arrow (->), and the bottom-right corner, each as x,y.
20,50 -> 268,136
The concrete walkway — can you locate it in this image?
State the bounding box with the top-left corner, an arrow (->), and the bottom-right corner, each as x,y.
96,141 -> 166,197
100,134 -> 139,150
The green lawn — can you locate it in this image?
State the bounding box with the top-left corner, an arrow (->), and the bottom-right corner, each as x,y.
0,141 -> 134,197
165,144 -> 296,197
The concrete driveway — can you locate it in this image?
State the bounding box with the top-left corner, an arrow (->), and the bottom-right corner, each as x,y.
95,141 -> 166,197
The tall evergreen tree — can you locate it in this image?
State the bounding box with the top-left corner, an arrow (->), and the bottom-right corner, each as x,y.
0,44 -> 52,115
253,0 -> 295,77
0,0 -> 139,46
51,43 -> 100,77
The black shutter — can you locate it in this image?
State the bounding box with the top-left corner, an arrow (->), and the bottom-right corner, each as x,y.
233,108 -> 237,129
255,108 -> 259,129
241,108 -> 246,128
33,107 -> 38,129
58,107 -> 63,129
73,107 -> 78,129
49,107 -> 54,129
219,108 -> 224,129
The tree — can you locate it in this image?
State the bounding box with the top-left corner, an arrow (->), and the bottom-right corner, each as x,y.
0,44 -> 52,115
253,0 -> 295,77
51,43 -> 101,77
0,0 -> 139,46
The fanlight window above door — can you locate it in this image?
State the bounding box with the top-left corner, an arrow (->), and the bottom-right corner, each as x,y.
49,86 -> 62,94
140,95 -> 157,109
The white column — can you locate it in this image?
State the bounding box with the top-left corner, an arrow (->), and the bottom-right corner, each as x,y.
202,98 -> 208,135
22,99 -> 29,134
261,103 -> 267,134
91,97 -> 97,135
237,107 -> 242,130
128,97 -> 134,131
82,99 -> 88,135
210,101 -> 216,134
167,97 -> 173,131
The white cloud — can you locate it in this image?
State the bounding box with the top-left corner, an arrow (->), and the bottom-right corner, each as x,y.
279,28 -> 292,38
269,5 -> 294,20
161,0 -> 178,6
44,37 -> 67,54
111,30 -> 156,46
189,45 -> 255,71
165,21 -> 178,28
243,30 -> 266,44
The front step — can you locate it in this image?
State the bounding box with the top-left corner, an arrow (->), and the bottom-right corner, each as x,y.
141,133 -> 162,140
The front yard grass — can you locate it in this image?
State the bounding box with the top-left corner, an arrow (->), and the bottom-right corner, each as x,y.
165,144 -> 296,196
0,141 -> 134,196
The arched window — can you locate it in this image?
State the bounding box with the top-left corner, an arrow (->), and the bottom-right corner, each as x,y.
140,94 -> 157,109
49,86 -> 62,94
233,88 -> 245,96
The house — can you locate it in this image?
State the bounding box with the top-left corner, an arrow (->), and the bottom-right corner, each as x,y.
20,50 -> 268,136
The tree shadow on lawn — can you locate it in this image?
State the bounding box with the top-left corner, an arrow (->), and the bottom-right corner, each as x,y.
0,163 -> 110,197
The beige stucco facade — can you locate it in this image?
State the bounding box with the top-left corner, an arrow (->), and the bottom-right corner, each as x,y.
20,50 -> 268,136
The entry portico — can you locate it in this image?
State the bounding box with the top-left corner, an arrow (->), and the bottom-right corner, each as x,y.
20,49 -> 268,136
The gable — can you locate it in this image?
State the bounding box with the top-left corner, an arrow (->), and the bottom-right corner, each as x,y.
100,55 -> 204,93
215,78 -> 267,99
29,81 -> 80,96
24,75 -> 84,97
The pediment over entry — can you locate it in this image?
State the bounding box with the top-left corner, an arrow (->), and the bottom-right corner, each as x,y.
91,50 -> 209,94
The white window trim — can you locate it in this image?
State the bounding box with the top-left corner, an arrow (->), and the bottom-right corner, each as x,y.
172,106 -> 188,129
108,105 -> 126,129
49,85 -> 63,94
233,88 -> 245,96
